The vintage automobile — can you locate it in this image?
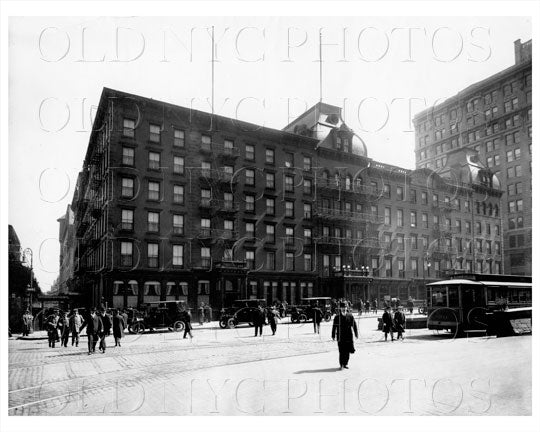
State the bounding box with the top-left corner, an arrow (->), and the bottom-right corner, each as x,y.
219,299 -> 267,328
290,297 -> 333,323
128,300 -> 190,333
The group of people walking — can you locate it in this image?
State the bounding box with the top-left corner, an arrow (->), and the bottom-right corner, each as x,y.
357,298 -> 379,315
43,307 -> 127,354
381,306 -> 406,341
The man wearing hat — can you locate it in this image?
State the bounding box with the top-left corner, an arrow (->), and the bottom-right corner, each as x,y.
394,305 -> 406,340
80,308 -> 103,354
331,302 -> 358,369
382,306 -> 395,341
98,307 -> 112,353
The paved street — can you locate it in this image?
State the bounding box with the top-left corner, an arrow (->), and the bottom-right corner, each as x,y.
8,315 -> 531,415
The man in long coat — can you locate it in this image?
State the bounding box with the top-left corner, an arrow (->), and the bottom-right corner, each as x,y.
382,306 -> 395,341
81,308 -> 103,354
312,303 -> 323,334
22,310 -> 33,337
253,305 -> 265,337
331,302 -> 358,369
69,308 -> 85,347
394,306 -> 406,340
98,307 -> 112,353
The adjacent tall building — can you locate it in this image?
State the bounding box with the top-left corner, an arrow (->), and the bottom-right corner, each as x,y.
68,87 -> 503,310
413,39 -> 532,275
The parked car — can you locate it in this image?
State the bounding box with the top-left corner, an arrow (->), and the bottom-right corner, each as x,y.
290,297 -> 333,323
219,299 -> 267,328
128,300 -> 190,333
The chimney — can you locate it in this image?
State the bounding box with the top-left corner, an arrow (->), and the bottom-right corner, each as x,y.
514,39 -> 522,64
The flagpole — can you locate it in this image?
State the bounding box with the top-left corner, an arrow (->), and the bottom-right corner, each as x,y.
319,29 -> 323,103
212,25 -> 215,118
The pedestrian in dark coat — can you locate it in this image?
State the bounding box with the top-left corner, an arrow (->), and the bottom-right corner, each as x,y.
331,303 -> 358,369
406,297 -> 414,314
98,308 -> 112,353
372,299 -> 378,314
80,308 -> 103,354
182,309 -> 193,339
394,306 -> 406,340
253,305 -> 265,337
46,313 -> 59,348
358,299 -> 364,316
267,307 -> 280,335
312,303 -> 323,334
382,307 -> 394,341
58,311 -> 70,347
112,310 -> 126,347
364,300 -> 370,315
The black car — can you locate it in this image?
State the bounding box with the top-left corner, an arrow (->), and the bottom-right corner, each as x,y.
290,297 -> 333,323
128,300 -> 190,333
219,299 -> 267,328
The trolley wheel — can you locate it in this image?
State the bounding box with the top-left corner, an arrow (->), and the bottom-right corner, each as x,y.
173,321 -> 185,332
227,318 -> 237,328
131,322 -> 145,334
298,314 -> 308,323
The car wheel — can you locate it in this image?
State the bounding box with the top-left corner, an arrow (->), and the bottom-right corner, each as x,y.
323,312 -> 332,322
173,321 -> 185,332
219,319 -> 228,329
131,322 -> 145,334
227,318 -> 237,328
298,314 -> 307,323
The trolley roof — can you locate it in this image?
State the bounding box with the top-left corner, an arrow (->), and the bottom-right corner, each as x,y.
301,297 -> 331,300
427,279 -> 531,288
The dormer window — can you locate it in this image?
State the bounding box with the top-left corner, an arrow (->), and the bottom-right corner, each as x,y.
335,136 -> 342,150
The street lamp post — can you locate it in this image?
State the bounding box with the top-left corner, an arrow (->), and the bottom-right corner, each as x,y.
22,248 -> 34,311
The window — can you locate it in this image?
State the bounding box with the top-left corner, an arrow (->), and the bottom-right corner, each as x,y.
397,234 -> 405,251
121,209 -> 134,230
245,194 -> 255,212
411,234 -> 418,249
122,147 -> 134,166
121,178 -> 134,198
285,200 -> 294,218
266,251 -> 275,270
266,198 -> 275,215
265,148 -> 275,164
245,169 -> 255,186
285,226 -> 294,245
120,241 -> 133,266
397,209 -> 403,227
284,152 -> 294,168
173,214 -> 184,235
224,219 -> 234,234
242,143 -> 255,161
245,222 -> 255,239
516,199 -> 523,211
148,181 -> 160,201
383,184 -> 391,198
200,189 -> 211,207
148,152 -> 160,170
173,156 -> 184,174
465,221 -> 471,234
304,254 -> 312,271
173,245 -> 184,267
285,252 -> 295,271
303,156 -> 311,171
201,135 -> 212,151
201,247 -> 211,268
303,203 -> 312,219
396,186 -> 403,201
421,191 -> 428,205
223,139 -> 235,155
147,212 -> 159,232
410,211 -> 417,228
266,172 -> 275,189
285,175 -> 294,192
173,185 -> 184,204
147,243 -> 159,268
123,118 -> 135,137
149,124 -> 161,143
224,192 -> 234,209
422,213 -> 428,228
173,129 -> 185,147
385,258 -> 392,278
266,224 -> 275,243
303,179 -> 312,195
304,228 -> 312,242
384,207 -> 391,225
410,189 -> 417,204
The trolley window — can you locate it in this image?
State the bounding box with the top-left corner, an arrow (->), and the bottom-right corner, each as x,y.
448,286 -> 459,307
431,286 -> 447,307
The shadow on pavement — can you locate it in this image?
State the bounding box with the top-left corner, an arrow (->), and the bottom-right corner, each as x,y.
294,367 -> 342,374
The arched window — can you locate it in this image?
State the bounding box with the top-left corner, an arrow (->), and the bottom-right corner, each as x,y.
334,173 -> 340,187
482,202 -> 487,215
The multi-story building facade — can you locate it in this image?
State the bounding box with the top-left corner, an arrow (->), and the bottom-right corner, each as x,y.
57,204 -> 75,294
413,39 -> 532,275
69,88 -> 503,310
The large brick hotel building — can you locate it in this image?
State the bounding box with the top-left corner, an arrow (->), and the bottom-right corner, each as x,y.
413,39 -> 532,275
67,87 -> 503,310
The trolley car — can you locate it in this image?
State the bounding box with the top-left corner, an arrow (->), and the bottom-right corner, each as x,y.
426,273 -> 531,334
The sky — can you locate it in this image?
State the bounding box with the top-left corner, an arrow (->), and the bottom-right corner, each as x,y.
7,16 -> 532,292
